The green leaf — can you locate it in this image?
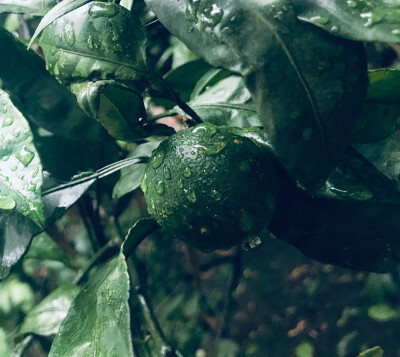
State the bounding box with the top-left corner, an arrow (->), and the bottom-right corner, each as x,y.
269,147 -> 400,273
354,121 -> 400,185
24,232 -> 70,266
368,304 -> 400,322
0,276 -> 35,315
29,0 -> 95,47
49,255 -> 133,357
19,284 -> 80,337
113,141 -> 160,199
353,69 -> 400,143
294,0 -> 400,43
0,0 -> 56,16
0,28 -> 104,142
357,346 -> 384,357
146,0 -> 368,189
181,75 -> 261,128
163,59 -> 213,104
0,89 -> 45,227
39,1 -> 147,85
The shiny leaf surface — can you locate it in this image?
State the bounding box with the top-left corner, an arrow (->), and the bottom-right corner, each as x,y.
295,0 -> 400,43
39,1 -> 147,86
181,74 -> 261,128
270,147 -> 400,273
0,89 -> 45,227
19,284 -> 80,337
0,0 -> 56,16
0,28 -> 104,141
49,255 -> 133,357
352,69 -> 400,143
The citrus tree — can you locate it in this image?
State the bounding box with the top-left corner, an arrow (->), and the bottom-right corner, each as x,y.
0,0 -> 399,356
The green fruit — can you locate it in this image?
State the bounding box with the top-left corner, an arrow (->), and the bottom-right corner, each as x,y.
141,123 -> 279,250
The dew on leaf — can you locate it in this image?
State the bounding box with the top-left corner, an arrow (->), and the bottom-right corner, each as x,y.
0,196 -> 16,211
63,23 -> 75,46
163,166 -> 171,180
2,118 -> 14,127
186,189 -> 197,203
15,146 -> 35,167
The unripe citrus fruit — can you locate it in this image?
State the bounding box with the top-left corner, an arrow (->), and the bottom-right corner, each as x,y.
141,123 -> 279,250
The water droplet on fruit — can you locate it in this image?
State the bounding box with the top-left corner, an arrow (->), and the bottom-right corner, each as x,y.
186,189 -> 197,203
177,179 -> 184,189
2,118 -> 14,127
141,173 -> 148,193
11,166 -> 17,172
151,150 -> 165,169
211,189 -> 221,201
157,180 -> 165,195
0,196 -> 16,211
184,166 -> 192,178
15,146 -> 35,167
163,166 -> 171,180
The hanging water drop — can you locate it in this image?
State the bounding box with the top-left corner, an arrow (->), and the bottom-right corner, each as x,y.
156,180 -> 165,196
184,166 -> 192,178
151,149 -> 165,169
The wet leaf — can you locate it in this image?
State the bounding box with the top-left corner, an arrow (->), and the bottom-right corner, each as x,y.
354,119 -> 400,185
0,0 -> 56,16
29,0 -> 95,47
0,89 -> 45,227
270,147 -> 400,273
163,59 -> 213,104
295,0 -> 400,43
180,74 -> 261,128
49,255 -> 133,357
113,141 -> 160,199
352,69 -> 400,143
0,28 -> 104,142
19,284 -> 80,337
39,1 -> 147,86
24,232 -> 70,266
146,0 -> 368,189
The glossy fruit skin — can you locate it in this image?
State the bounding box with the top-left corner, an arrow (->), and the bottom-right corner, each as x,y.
141,123 -> 279,250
